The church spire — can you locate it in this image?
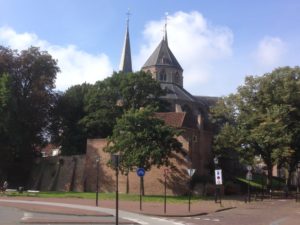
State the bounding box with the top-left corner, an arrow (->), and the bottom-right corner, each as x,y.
164,12 -> 168,45
119,10 -> 132,73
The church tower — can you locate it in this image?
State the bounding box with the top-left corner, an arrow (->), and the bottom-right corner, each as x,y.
141,20 -> 183,87
119,12 -> 132,73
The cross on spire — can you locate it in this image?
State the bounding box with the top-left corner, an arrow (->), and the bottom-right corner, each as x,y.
126,8 -> 131,26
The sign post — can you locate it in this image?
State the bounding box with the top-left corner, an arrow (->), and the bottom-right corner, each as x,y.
186,168 -> 196,212
136,168 -> 145,211
246,166 -> 253,203
214,169 -> 223,204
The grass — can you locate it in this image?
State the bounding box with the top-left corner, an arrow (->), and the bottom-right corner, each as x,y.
236,174 -> 285,190
5,191 -> 210,203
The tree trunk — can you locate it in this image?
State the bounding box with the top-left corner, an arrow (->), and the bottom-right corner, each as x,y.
267,163 -> 273,191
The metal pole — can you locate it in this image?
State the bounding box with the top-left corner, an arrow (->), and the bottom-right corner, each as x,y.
164,174 -> 167,214
140,176 -> 142,211
96,160 -> 99,206
116,158 -> 119,225
248,179 -> 251,202
188,177 -> 191,212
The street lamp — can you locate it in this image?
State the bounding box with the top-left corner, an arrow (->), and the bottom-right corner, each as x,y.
95,156 -> 100,207
111,154 -> 122,225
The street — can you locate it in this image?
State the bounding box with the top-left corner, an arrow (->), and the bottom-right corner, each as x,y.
163,199 -> 300,225
1,198 -> 300,225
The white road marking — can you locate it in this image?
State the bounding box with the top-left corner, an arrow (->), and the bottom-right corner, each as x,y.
21,212 -> 33,221
122,216 -> 149,225
203,218 -> 211,220
212,218 -> 220,222
150,217 -> 186,225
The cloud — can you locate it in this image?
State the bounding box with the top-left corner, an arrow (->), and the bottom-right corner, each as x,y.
134,11 -> 233,92
0,26 -> 113,90
254,36 -> 287,68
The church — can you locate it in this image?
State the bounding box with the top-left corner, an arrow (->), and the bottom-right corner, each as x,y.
84,17 -> 218,195
30,17 -> 218,195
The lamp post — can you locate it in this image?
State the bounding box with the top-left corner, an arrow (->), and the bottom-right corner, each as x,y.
163,169 -> 169,214
111,154 -> 122,225
95,156 -> 100,207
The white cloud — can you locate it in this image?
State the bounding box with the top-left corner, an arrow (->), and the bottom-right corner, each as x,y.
0,26 -> 113,90
254,36 -> 287,68
134,11 -> 233,92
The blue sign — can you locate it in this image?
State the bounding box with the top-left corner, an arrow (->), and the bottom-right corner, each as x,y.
136,168 -> 145,177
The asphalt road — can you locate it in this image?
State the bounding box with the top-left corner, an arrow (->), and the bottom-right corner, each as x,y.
1,199 -> 300,225
163,199 -> 300,225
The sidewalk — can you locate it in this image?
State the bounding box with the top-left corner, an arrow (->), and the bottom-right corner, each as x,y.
0,195 -> 241,217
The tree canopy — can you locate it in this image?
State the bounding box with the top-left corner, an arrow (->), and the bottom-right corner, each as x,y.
211,67 -> 300,187
104,106 -> 183,172
0,46 -> 59,185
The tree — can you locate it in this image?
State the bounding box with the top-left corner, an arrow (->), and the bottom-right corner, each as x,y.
0,46 -> 59,185
212,67 -> 300,188
104,106 -> 183,172
50,83 -> 92,155
81,71 -> 167,138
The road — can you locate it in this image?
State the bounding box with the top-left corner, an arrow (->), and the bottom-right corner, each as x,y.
1,199 -> 300,225
163,199 -> 300,225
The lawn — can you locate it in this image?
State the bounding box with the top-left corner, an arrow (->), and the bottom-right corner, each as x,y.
5,191 -> 211,203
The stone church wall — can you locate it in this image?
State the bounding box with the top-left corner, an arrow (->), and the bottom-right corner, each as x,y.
85,139 -> 191,195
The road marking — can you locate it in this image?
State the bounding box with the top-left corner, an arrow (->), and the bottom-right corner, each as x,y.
270,217 -> 287,225
122,217 -> 148,225
21,212 -> 33,221
212,218 -> 220,222
150,217 -> 187,225
203,218 -> 211,220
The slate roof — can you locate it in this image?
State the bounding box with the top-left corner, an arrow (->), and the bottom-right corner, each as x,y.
160,82 -> 197,103
119,23 -> 132,73
142,39 -> 183,71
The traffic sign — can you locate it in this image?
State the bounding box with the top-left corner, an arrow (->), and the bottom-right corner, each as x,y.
136,168 -> 145,177
246,171 -> 252,180
187,168 -> 196,177
215,169 -> 223,185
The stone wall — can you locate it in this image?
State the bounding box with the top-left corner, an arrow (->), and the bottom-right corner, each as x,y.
28,155 -> 86,192
85,138 -> 199,195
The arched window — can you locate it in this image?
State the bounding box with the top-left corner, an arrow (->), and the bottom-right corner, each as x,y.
174,72 -> 180,84
159,70 -> 167,81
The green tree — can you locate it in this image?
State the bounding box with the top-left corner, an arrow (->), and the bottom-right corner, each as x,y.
0,46 -> 59,185
50,83 -> 92,155
105,106 -> 183,172
81,71 -> 167,138
212,67 -> 300,188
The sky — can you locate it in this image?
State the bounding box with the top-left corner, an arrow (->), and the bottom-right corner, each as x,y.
0,0 -> 300,97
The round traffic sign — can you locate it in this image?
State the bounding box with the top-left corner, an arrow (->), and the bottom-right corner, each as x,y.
136,168 -> 145,177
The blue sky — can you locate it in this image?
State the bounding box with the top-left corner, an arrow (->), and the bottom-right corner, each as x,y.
1,0 -> 300,96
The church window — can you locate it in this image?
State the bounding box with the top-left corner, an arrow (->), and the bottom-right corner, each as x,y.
174,72 -> 180,83
159,70 -> 167,81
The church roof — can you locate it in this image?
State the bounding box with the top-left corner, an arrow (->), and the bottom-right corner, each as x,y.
142,38 -> 183,71
155,111 -> 198,129
119,21 -> 132,73
155,112 -> 185,128
160,82 -> 197,103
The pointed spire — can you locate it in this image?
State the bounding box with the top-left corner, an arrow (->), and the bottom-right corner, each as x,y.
164,12 -> 168,45
119,9 -> 132,73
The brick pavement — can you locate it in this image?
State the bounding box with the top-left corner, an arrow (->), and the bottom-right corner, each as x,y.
0,195 -> 242,217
